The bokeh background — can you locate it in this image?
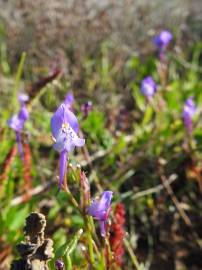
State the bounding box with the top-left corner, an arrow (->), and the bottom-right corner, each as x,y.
0,1 -> 202,269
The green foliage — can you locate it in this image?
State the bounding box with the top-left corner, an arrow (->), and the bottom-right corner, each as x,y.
0,35 -> 202,270
82,110 -> 113,148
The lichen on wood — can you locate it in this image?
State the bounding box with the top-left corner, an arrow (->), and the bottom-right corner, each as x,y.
11,212 -> 54,270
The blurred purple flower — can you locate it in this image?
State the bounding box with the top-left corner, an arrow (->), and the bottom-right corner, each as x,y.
51,102 -> 85,189
55,259 -> 64,270
8,93 -> 29,158
87,191 -> 113,237
182,97 -> 196,134
18,93 -> 29,105
64,91 -> 74,110
141,76 -> 157,97
81,101 -> 92,117
153,30 -> 173,50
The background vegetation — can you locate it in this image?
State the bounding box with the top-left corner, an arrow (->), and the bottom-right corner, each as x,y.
0,1 -> 202,269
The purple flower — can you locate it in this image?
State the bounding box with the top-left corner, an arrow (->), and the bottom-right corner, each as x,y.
153,30 -> 173,50
81,101 -> 92,118
55,259 -> 64,270
141,76 -> 157,97
18,93 -> 29,105
87,191 -> 113,237
8,93 -> 29,158
51,102 -> 85,189
182,97 -> 196,134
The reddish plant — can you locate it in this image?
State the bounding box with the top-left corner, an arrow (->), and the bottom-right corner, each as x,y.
110,203 -> 126,267
22,142 -> 32,200
0,146 -> 17,192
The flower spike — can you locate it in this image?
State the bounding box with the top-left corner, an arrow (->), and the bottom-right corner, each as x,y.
182,97 -> 196,135
8,93 -> 29,159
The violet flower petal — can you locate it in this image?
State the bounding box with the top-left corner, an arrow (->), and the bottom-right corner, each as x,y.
87,200 -> 104,219
182,97 -> 196,119
63,107 -> 79,133
8,115 -> 23,131
18,106 -> 29,121
99,191 -> 113,211
153,30 -> 173,49
87,191 -> 113,218
87,191 -> 113,236
141,76 -> 157,97
8,106 -> 29,132
18,93 -> 29,105
51,104 -> 79,139
53,124 -> 85,153
53,130 -> 67,152
182,97 -> 196,134
8,94 -> 29,159
72,134 -> 85,147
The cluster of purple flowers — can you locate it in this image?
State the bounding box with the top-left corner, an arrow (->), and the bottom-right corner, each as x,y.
140,30 -> 173,99
140,31 -> 197,135
7,29 -> 193,239
7,90 -> 112,238
50,92 -> 112,236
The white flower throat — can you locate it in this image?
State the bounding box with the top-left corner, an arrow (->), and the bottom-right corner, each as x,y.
61,123 -> 76,141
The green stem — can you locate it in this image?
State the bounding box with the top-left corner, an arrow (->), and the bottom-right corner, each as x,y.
124,238 -> 141,270
85,216 -> 95,266
100,247 -> 106,269
62,170 -> 82,214
65,186 -> 82,215
65,255 -> 72,270
12,52 -> 26,108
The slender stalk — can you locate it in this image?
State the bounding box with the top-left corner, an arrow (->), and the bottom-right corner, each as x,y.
123,238 -> 141,270
85,216 -> 95,266
64,184 -> 82,214
62,166 -> 82,214
80,132 -> 102,193
105,236 -> 113,269
66,255 -> 72,270
100,246 -> 106,269
12,52 -> 26,108
63,166 -> 97,267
